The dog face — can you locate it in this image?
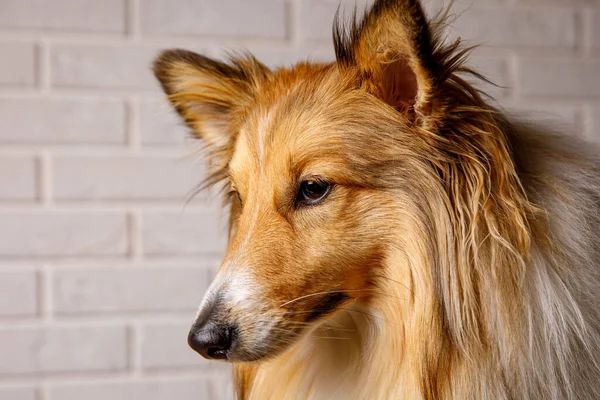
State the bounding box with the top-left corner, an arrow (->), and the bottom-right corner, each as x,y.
200,81 -> 402,361
154,0 -> 458,362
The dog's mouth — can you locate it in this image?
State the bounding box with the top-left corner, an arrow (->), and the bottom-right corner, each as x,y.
188,292 -> 353,362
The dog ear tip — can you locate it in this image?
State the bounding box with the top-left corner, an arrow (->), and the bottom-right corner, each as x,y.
152,48 -> 203,90
152,49 -> 178,76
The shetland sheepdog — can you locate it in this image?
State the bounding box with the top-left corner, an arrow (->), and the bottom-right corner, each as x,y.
153,0 -> 600,398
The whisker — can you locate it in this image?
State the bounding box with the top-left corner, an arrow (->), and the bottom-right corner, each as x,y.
313,336 -> 352,340
279,289 -> 364,308
284,321 -> 357,333
279,288 -> 408,309
284,306 -> 392,324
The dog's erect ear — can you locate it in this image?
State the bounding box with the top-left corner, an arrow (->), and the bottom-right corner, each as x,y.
334,0 -> 441,117
153,49 -> 269,151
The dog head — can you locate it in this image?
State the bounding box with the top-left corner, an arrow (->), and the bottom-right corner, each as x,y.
153,0 -> 528,363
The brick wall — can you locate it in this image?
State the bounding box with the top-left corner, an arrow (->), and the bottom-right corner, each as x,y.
0,0 -> 598,399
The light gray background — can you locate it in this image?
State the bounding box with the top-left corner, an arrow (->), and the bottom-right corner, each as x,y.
0,0 -> 599,399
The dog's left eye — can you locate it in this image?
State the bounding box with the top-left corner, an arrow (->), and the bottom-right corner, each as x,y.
297,180 -> 331,206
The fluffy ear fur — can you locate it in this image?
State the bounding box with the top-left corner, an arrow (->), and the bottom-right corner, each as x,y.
334,0 -> 441,116
153,50 -> 270,185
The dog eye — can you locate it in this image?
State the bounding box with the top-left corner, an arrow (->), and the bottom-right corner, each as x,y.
297,180 -> 331,206
229,188 -> 242,205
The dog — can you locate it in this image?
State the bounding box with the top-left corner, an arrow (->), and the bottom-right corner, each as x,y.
153,0 -> 600,398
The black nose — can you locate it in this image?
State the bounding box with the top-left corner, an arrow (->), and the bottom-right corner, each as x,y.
188,323 -> 235,360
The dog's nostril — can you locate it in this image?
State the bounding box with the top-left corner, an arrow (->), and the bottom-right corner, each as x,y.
207,346 -> 227,359
188,324 -> 235,360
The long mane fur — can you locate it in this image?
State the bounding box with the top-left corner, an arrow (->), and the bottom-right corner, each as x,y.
235,4 -> 600,400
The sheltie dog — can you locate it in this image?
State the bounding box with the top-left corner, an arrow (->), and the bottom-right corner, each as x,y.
153,0 -> 600,398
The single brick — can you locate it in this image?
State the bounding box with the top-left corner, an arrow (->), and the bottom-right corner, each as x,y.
447,6 -> 577,48
0,212 -> 127,257
51,45 -> 164,90
0,0 -> 125,33
0,156 -> 36,200
517,58 -> 600,98
50,379 -> 212,400
0,98 -> 125,144
140,0 -> 286,39
0,386 -> 36,400
142,208 -> 227,256
53,156 -> 205,201
53,267 -> 211,314
0,42 -> 35,87
0,324 -> 127,374
0,270 -> 37,316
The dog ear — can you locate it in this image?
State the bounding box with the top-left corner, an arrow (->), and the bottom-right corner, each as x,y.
334,0 -> 441,118
153,49 -> 269,152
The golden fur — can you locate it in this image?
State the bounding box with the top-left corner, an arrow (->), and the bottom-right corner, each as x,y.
153,0 -> 600,398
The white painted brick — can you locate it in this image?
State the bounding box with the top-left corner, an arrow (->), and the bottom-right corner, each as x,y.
142,209 -> 227,256
53,156 -> 205,201
53,267 -> 211,314
0,270 -> 37,316
51,45 -> 162,90
0,386 -> 36,400
297,0 -> 373,43
0,156 -> 36,200
222,45 -> 335,70
141,0 -> 286,39
517,58 -> 600,98
50,379 -> 212,400
0,212 -> 127,257
0,0 -> 125,33
0,42 -> 35,87
0,98 -> 125,144
140,321 -> 210,370
0,325 -> 127,374
140,99 -> 189,146
447,7 -> 577,48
